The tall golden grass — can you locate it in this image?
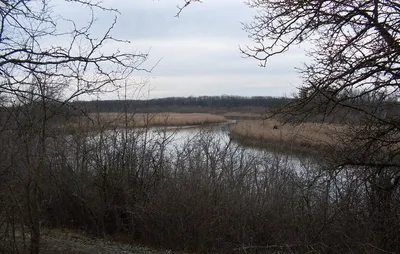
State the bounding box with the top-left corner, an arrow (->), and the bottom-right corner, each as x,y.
230,119 -> 347,151
222,112 -> 264,120
73,112 -> 227,129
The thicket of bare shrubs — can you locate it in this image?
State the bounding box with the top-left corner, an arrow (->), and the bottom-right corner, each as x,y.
1,108 -> 399,253
1,0 -> 399,252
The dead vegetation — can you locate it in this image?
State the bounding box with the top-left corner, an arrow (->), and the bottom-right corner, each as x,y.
221,112 -> 264,120
89,112 -> 226,128
60,113 -> 227,133
2,114 -> 400,253
229,119 -> 347,152
22,228 -> 177,254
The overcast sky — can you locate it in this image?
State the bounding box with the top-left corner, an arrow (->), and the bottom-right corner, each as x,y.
58,0 -> 309,99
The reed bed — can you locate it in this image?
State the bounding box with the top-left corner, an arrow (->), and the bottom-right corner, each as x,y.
222,112 -> 264,120
66,112 -> 226,131
230,119 -> 347,151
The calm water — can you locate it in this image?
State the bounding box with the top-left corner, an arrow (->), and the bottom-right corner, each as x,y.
76,121 -> 319,174
139,122 -> 318,173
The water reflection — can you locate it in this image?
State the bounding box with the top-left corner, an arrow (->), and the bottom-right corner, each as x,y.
143,122 -> 318,173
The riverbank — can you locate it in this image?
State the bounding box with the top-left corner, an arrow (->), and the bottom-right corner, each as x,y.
62,112 -> 227,133
93,112 -> 227,127
220,112 -> 264,120
229,119 -> 346,154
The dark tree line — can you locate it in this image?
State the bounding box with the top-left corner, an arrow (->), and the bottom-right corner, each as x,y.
73,95 -> 291,113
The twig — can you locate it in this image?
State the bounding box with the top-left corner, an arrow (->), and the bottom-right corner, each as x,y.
175,0 -> 202,17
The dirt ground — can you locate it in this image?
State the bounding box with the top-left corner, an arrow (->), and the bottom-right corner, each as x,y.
20,230 -> 178,254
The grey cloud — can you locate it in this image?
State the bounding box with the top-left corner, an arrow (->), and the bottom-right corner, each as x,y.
53,0 -> 306,98
99,0 -> 253,40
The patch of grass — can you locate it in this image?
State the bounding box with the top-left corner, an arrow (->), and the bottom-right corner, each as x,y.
221,112 -> 264,120
91,112 -> 226,127
62,112 -> 227,132
229,119 -> 347,152
40,228 -> 182,254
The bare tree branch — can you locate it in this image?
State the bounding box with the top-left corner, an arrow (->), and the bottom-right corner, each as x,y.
175,0 -> 202,17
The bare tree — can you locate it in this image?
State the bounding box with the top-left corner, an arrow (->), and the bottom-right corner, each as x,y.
240,0 -> 400,251
0,1 -> 148,253
240,1 -> 400,166
0,0 -> 148,101
241,1 -> 399,121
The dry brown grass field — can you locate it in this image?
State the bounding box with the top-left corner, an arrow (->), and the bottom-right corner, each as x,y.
221,112 -> 264,120
230,119 -> 348,151
73,112 -> 227,129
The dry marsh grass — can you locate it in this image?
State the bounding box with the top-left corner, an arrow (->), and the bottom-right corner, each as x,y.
222,112 -> 264,120
74,112 -> 227,129
230,119 -> 347,151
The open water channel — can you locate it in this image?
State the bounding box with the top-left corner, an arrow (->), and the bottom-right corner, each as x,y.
135,121 -> 319,173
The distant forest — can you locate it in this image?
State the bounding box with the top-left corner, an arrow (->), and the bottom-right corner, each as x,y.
73,96 -> 291,113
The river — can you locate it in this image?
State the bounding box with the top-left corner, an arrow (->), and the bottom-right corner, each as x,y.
136,121 -> 319,173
